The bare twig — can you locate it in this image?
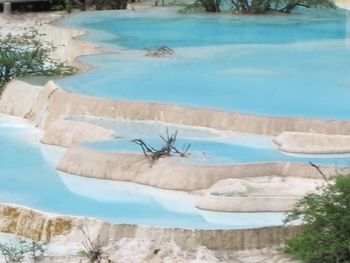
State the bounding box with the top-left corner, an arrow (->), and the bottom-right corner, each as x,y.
309,162 -> 329,184
132,130 -> 191,164
145,46 -> 175,57
79,228 -> 112,263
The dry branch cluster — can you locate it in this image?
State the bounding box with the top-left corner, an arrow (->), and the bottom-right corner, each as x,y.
145,46 -> 175,57
132,130 -> 191,163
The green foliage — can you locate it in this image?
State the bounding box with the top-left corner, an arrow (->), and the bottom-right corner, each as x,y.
283,174 -> 350,263
0,240 -> 27,263
0,29 -> 75,93
51,0 -> 84,12
179,1 -> 205,13
189,0 -> 335,13
95,0 -> 127,10
64,0 -> 74,12
27,241 -> 47,263
0,238 -> 47,263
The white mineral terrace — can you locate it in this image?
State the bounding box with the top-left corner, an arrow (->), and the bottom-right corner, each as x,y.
0,3 -> 349,260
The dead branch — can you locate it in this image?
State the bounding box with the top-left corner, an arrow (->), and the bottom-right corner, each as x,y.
132,130 -> 191,163
145,46 -> 175,57
309,161 -> 329,184
79,228 -> 109,263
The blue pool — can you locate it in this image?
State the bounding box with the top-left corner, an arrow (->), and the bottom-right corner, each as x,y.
2,6 -> 350,230
58,8 -> 350,120
73,116 -> 350,166
0,115 -> 290,229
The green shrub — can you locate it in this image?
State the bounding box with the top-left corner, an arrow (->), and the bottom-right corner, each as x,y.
95,0 -> 127,10
0,29 -> 75,93
187,0 -> 335,13
284,174 -> 350,263
0,238 -> 47,263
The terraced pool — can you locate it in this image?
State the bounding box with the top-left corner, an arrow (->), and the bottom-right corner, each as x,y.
73,116 -> 350,166
0,115 -> 292,229
58,7 -> 350,120
1,6 -> 350,230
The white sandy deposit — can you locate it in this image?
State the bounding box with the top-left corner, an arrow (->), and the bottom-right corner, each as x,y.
0,232 -> 301,263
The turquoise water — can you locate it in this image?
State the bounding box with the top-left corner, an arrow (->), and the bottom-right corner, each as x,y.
75,117 -> 350,166
59,8 -> 348,49
3,8 -> 350,230
87,138 -> 350,166
59,8 -> 350,120
0,116 -> 289,229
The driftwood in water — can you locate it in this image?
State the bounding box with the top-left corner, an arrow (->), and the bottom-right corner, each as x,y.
145,46 -> 174,57
132,130 -> 190,163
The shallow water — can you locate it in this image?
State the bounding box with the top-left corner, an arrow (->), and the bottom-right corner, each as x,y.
74,116 -> 350,166
59,8 -> 348,49
58,8 -> 350,120
3,8 -> 350,230
0,115 -> 289,229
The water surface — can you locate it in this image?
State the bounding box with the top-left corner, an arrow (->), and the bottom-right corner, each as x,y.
0,115 -> 287,229
72,116 -> 350,166
58,8 -> 350,120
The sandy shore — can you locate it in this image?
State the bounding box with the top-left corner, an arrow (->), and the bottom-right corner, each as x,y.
0,12 -> 63,34
336,0 -> 350,10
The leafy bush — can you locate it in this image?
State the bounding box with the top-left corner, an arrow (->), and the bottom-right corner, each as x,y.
95,0 -> 127,10
0,29 -> 75,93
0,238 -> 47,263
188,0 -> 335,13
283,174 -> 350,263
